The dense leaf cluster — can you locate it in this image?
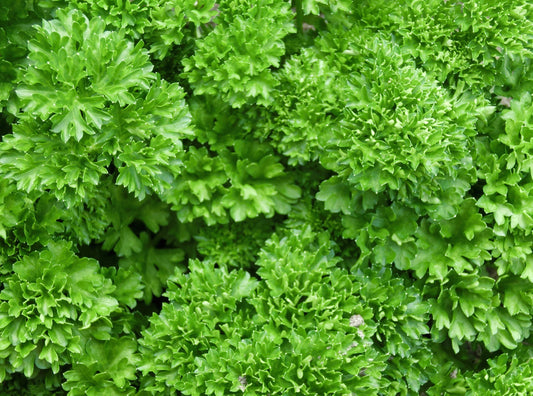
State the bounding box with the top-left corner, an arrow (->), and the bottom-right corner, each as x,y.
1,0 -> 533,394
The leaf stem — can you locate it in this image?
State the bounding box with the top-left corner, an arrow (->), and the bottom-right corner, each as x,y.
293,0 -> 303,34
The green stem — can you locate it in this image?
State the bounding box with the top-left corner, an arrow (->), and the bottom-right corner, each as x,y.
293,0 -> 303,35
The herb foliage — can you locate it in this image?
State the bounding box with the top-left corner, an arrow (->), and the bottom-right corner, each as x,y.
1,0 -> 533,394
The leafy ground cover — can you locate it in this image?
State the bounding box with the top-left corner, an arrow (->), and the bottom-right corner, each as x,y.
1,0 -> 533,394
